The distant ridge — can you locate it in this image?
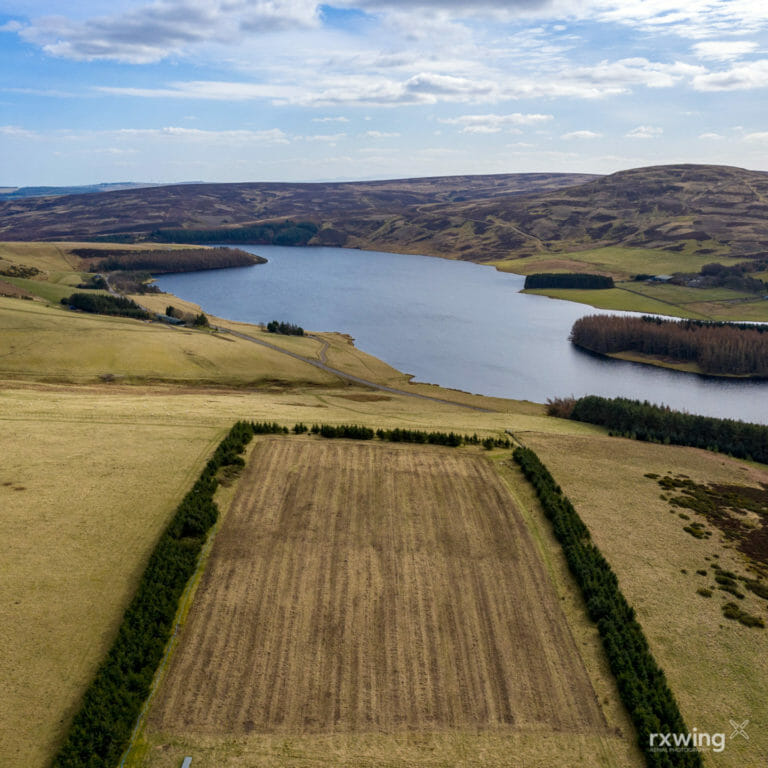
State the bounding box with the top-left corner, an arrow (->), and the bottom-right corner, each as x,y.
0,182 -> 168,200
1,165 -> 766,264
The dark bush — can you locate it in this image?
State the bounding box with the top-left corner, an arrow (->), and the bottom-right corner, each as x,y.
61,292 -> 150,320
524,273 -> 614,289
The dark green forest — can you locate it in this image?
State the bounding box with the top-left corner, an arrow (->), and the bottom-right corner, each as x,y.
524,272 -> 614,289
551,395 -> 768,464
61,292 -> 150,319
148,220 -> 318,246
266,320 -> 304,336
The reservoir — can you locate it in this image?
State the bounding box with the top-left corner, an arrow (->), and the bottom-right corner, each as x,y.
155,245 -> 768,424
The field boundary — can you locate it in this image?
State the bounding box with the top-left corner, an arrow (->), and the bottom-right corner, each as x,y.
118,439 -> 255,768
51,421 -> 256,768
513,446 -> 700,768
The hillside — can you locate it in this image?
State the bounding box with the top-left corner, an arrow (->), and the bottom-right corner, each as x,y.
0,172 -> 598,242
1,166 -> 767,268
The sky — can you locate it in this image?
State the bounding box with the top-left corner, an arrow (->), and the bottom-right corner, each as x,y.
1,0 -> 767,186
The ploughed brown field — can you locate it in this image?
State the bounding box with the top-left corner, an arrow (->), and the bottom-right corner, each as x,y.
149,438 -> 607,740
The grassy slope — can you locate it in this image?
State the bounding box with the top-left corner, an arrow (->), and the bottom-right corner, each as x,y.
0,297 -> 343,386
525,431 -> 768,768
494,245 -> 768,322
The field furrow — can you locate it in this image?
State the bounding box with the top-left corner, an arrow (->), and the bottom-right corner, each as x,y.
149,438 -> 608,738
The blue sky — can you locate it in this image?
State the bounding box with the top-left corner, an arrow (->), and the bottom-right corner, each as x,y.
1,0 -> 767,185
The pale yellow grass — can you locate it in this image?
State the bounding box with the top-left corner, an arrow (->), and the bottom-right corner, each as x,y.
0,414 -> 226,768
0,381 -> 609,768
0,296 -> 339,386
0,240 -> 208,274
524,431 -> 768,768
132,731 -> 630,768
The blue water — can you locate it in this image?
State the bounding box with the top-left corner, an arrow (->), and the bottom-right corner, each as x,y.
155,245 -> 768,423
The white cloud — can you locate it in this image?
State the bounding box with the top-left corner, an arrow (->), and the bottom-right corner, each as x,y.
744,132 -> 768,142
312,116 -> 349,123
692,40 -> 759,61
302,132 -> 346,142
626,125 -> 663,139
561,130 -> 602,139
440,112 -> 553,133
698,132 -> 723,140
364,130 -> 401,138
0,124 -> 39,138
692,59 -> 768,91
592,0 -> 768,39
117,126 -> 290,144
16,0 -> 321,63
96,80 -> 307,102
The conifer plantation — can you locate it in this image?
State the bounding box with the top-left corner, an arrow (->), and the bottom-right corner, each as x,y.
570,315 -> 768,376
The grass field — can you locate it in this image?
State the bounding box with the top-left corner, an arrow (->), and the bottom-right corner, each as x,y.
0,296 -> 345,386
496,245 -> 740,281
0,412 -> 226,768
134,438 -> 636,767
524,431 -> 768,768
0,377 -> 591,768
495,245 -> 768,321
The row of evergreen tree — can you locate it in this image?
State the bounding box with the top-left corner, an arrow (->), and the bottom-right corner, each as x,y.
149,220 -> 318,246
513,446 -> 701,768
76,246 -> 261,274
564,395 -> 768,464
570,314 -> 768,376
52,421 -> 255,768
303,422 -> 512,449
524,272 -> 614,290
61,292 -> 150,319
266,320 -> 305,336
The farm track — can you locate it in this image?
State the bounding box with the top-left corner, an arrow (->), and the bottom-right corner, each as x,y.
222,327 -> 493,411
149,439 -> 607,737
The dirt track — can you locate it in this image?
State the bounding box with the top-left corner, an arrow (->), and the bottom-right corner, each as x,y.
149,439 -> 607,736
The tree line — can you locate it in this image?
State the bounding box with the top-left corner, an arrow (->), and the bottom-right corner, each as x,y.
524,272 -> 614,290
550,395 -> 768,464
570,314 -> 768,376
306,423 -> 512,449
61,292 -> 150,319
266,320 -> 304,336
148,220 -> 318,246
52,421 -> 255,768
73,246 -> 263,273
514,446 -> 701,767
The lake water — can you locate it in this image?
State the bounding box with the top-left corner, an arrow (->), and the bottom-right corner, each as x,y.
155,245 -> 768,423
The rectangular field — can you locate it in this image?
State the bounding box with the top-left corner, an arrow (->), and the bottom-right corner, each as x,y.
148,439 -> 610,742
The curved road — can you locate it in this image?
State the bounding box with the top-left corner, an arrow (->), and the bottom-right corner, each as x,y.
119,283 -> 492,413
222,327 -> 493,412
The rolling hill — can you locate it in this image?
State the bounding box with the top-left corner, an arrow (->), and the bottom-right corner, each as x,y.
1,165 -> 767,267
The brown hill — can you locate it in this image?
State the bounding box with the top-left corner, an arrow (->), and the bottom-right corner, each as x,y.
1,165 -> 767,264
0,172 -> 596,243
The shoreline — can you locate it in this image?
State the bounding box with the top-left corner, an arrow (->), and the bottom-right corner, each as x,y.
572,343 -> 768,381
